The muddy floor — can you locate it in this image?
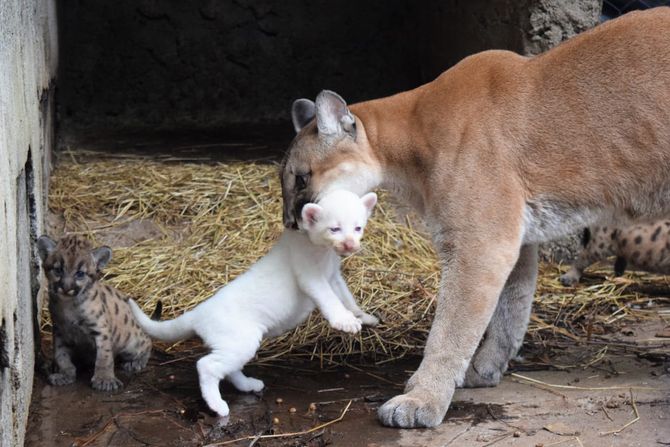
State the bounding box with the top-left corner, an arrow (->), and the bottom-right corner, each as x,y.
26,132 -> 670,446
26,334 -> 670,447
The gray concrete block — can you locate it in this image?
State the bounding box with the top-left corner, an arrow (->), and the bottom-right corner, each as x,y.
0,0 -> 57,445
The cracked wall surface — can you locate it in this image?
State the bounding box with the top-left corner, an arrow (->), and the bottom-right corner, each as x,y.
0,0 -> 57,445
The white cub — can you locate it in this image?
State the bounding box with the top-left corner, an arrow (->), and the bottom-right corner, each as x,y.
129,190 -> 379,417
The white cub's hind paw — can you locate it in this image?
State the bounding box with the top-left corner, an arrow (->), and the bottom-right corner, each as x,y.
329,310 -> 362,334
239,377 -> 265,393
357,312 -> 380,327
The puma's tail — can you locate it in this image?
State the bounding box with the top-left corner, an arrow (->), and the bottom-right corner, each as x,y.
129,299 -> 196,343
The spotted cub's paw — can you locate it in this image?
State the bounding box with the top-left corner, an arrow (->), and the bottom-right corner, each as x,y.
357,312 -> 380,327
329,311 -> 362,334
559,273 -> 579,286
121,357 -> 149,373
91,375 -> 124,392
48,372 -> 76,386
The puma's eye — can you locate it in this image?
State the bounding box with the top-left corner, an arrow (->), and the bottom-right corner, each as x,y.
329,227 -> 341,234
295,173 -> 310,190
75,271 -> 86,280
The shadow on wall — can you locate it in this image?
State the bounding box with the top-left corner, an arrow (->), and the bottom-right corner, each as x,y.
57,0 -> 423,131
58,0 -> 582,133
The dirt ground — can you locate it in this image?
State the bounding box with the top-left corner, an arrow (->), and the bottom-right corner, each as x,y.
26,132 -> 670,446
25,334 -> 670,447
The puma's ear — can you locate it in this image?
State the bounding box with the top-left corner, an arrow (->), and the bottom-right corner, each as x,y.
291,99 -> 316,133
37,235 -> 57,262
361,192 -> 378,215
301,203 -> 323,228
315,90 -> 356,138
91,246 -> 113,271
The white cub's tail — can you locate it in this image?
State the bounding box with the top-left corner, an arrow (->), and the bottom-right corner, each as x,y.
129,299 -> 196,343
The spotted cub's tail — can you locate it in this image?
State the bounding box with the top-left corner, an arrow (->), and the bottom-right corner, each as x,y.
129,299 -> 195,343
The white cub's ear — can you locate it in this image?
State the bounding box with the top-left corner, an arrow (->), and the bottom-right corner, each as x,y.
291,99 -> 316,133
301,204 -> 323,227
361,192 -> 378,215
315,90 -> 355,137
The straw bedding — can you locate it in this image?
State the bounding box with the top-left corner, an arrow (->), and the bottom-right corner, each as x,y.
44,150 -> 669,365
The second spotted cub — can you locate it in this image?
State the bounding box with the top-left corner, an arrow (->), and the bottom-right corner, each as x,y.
560,221 -> 670,286
38,235 -> 156,391
130,190 -> 379,417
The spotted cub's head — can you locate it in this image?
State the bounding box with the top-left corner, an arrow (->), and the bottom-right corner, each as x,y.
37,234 -> 112,297
300,190 -> 377,256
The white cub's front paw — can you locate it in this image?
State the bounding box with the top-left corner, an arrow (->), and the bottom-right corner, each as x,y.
357,312 -> 380,327
329,310 -> 362,334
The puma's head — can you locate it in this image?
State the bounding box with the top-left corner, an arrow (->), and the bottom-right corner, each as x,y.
280,90 -> 382,229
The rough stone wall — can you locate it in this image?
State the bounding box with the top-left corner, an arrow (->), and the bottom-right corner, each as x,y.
57,0 -> 421,132
0,0 -> 58,445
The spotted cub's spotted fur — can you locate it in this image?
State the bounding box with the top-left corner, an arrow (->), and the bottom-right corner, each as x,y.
560,221 -> 670,286
37,234 -> 156,391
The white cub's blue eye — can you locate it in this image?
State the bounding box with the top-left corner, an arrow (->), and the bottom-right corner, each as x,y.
355,226 -> 362,232
329,227 -> 341,233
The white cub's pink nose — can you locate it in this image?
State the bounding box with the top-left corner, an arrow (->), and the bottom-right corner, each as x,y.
342,239 -> 358,252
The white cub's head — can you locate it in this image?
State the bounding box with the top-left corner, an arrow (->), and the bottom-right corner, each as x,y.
300,190 -> 377,256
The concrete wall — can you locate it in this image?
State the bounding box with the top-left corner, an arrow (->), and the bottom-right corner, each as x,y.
0,0 -> 57,445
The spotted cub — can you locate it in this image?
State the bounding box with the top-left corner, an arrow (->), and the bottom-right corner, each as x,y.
37,234 -> 157,391
560,221 -> 670,286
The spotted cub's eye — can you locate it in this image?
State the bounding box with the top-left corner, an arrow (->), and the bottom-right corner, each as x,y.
295,173 -> 310,190
75,271 -> 86,280
355,226 -> 362,232
329,227 -> 341,234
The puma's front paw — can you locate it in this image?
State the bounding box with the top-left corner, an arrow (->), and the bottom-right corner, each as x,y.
48,372 -> 76,386
357,312 -> 380,327
91,374 -> 124,392
378,391 -> 447,428
328,311 -> 362,334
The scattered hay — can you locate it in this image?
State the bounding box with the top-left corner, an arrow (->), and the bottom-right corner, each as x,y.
44,150 -> 670,365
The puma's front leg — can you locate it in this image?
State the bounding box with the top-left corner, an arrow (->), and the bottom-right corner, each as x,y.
463,243 -> 538,388
378,222 -> 523,428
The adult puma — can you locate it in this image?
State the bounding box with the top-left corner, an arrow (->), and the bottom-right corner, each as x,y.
280,8 -> 670,428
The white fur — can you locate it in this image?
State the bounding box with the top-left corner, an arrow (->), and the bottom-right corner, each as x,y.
129,190 -> 379,417
522,198 -> 615,244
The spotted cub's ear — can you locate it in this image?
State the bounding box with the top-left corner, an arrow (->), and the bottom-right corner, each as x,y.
301,203 -> 323,228
37,235 -> 56,263
361,192 -> 378,216
92,246 -> 113,271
